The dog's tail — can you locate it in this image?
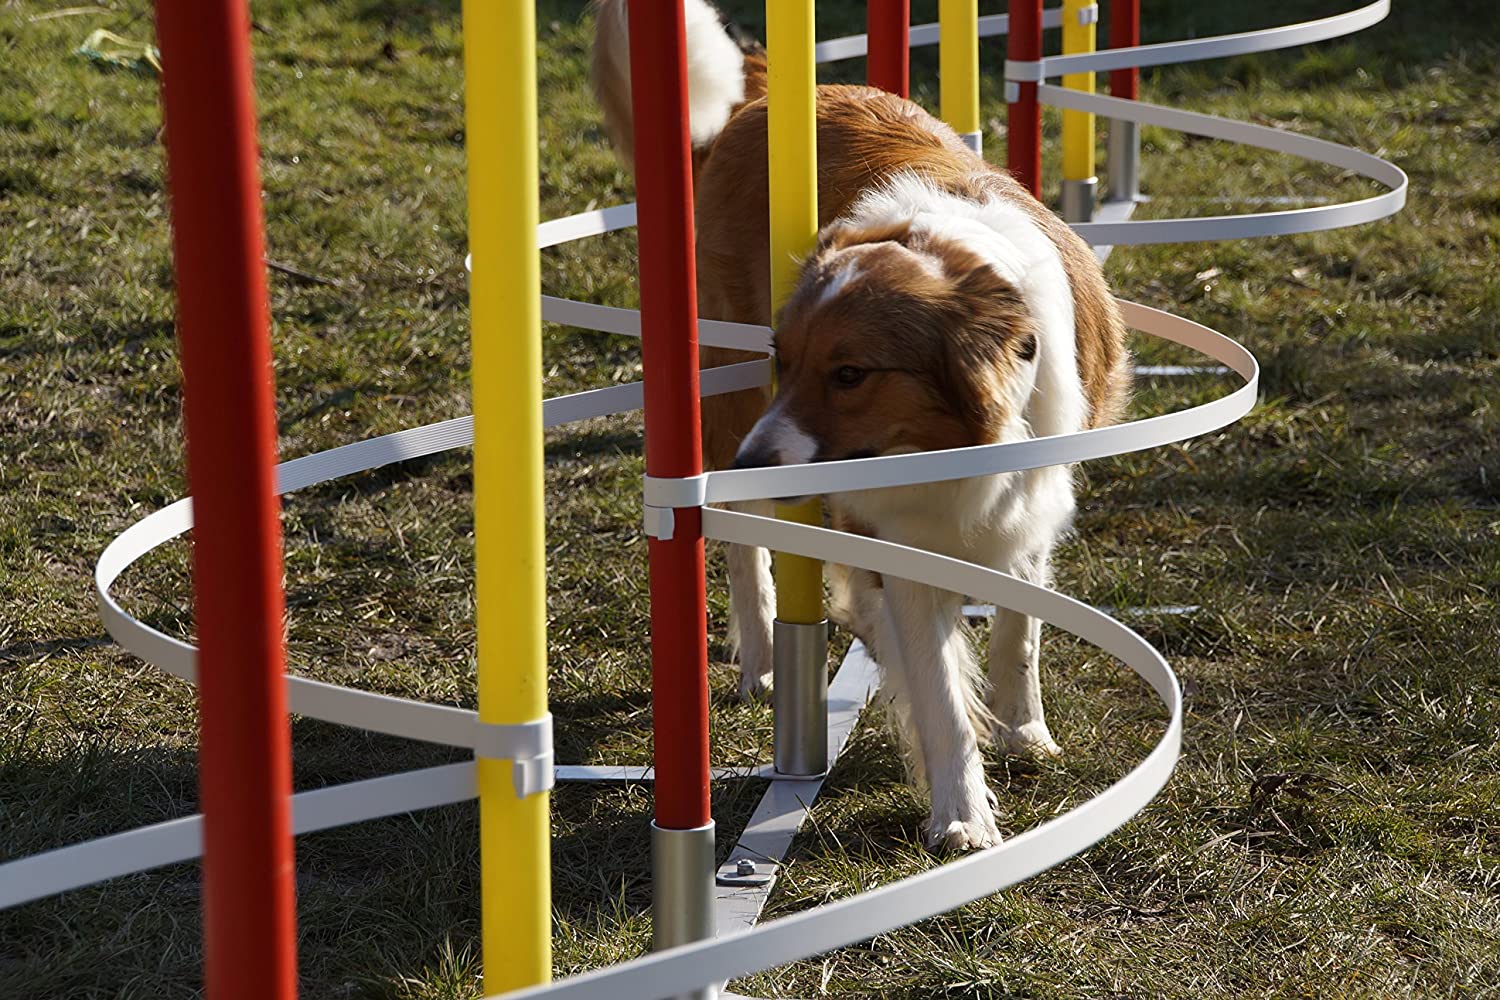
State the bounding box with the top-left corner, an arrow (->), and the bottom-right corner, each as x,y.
591,0 -> 766,173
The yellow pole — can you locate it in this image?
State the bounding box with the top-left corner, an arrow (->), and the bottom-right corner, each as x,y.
767,0 -> 822,623
462,0 -> 550,991
939,0 -> 980,149
1061,0 -> 1097,182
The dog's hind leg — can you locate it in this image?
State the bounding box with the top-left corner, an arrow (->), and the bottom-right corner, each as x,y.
881,576 -> 1000,852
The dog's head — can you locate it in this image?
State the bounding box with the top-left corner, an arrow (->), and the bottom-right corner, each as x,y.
734,220 -> 1039,475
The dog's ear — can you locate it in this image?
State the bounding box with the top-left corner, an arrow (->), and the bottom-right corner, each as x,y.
818,219 -> 914,256
933,258 -> 1036,443
950,253 -> 1013,302
925,245 -> 1033,354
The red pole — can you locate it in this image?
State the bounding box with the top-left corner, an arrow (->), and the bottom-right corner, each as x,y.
627,1 -> 711,833
153,3 -> 296,999
867,0 -> 910,97
1006,0 -> 1043,197
1109,0 -> 1140,100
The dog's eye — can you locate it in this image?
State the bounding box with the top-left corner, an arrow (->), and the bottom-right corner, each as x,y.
832,366 -> 866,388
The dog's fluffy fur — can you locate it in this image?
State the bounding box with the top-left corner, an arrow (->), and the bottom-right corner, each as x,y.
592,0 -> 1131,850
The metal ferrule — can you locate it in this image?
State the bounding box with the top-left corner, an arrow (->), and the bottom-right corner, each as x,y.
1107,118 -> 1140,203
651,820 -> 717,1000
773,619 -> 828,776
1061,176 -> 1098,223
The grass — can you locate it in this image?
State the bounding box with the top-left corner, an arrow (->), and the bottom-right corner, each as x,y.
2,0 -> 1499,996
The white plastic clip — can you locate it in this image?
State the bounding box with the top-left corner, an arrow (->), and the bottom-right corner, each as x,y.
1003,58 -> 1046,83
1004,81 -> 1021,104
643,472 -> 710,541
643,472 -> 710,509
1077,4 -> 1099,26
472,713 -> 554,798
644,504 -> 676,541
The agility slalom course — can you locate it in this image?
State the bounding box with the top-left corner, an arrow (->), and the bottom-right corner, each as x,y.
0,2 -> 1406,998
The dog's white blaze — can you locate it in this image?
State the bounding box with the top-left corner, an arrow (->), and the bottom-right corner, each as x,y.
740,409 -> 817,465
816,259 -> 863,307
839,172 -> 1088,441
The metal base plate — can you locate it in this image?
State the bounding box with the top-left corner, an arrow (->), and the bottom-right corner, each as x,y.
547,642 -> 881,995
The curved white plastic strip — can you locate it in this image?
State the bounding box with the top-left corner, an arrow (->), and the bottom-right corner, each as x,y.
521,4 -> 1393,271
1046,87 -> 1407,246
73,300 -> 1227,918
537,202 -> 637,249
529,119 -> 1400,339
75,301 -> 1226,989
26,497 -> 1182,941
89,303 -> 1224,770
488,508 -> 1181,1000
0,762 -> 476,909
537,359 -> 768,431
813,8 -> 1066,63
91,361 -> 771,754
697,301 -> 1255,504
542,296 -> 773,355
525,4 -> 1398,346
1005,1 -> 1389,80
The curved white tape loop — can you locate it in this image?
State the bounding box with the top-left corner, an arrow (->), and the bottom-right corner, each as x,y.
1005,0 -> 1389,81
60,298 -> 1230,922
536,202 -> 637,249
88,360 -> 773,763
700,301 -> 1256,504
0,763 -> 478,909
813,8 -> 1067,63
489,509 -> 1181,1000
1047,88 -> 1407,246
542,295 -> 773,355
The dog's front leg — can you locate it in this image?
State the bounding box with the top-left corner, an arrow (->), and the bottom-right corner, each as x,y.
988,548 -> 1063,757
725,501 -> 776,699
881,576 -> 1000,851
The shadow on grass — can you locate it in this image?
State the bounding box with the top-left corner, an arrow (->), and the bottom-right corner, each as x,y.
545,423 -> 641,463
0,711 -> 757,996
0,634 -> 114,671
551,687 -> 651,762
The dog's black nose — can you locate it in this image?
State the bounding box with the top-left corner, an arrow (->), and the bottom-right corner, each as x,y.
731,445 -> 776,470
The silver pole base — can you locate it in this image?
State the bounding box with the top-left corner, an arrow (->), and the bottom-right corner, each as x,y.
773,619 -> 828,776
959,130 -> 982,156
652,820 -> 717,1000
1107,119 -> 1140,204
1060,176 -> 1098,224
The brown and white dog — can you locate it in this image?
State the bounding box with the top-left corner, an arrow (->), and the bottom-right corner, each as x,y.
592,0 -> 1131,850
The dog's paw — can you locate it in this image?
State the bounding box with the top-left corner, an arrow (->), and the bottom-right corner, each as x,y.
994,719 -> 1063,759
737,668 -> 773,701
732,637 -> 773,701
925,814 -> 1002,853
